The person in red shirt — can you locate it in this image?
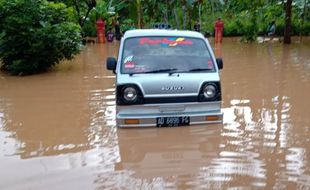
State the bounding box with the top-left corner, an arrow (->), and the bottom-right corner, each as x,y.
214,18 -> 224,43
106,28 -> 114,43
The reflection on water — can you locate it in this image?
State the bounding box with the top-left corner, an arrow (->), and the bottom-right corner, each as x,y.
219,41 -> 310,189
0,40 -> 310,189
115,127 -> 220,177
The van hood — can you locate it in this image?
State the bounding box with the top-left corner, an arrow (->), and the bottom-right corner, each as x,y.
117,73 -> 220,97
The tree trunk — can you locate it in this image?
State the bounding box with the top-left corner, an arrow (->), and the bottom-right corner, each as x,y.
284,0 -> 292,44
137,0 -> 141,29
174,8 -> 180,29
300,0 -> 308,42
205,0 -> 209,30
188,6 -> 193,30
165,0 -> 169,23
182,5 -> 187,29
199,3 -> 202,26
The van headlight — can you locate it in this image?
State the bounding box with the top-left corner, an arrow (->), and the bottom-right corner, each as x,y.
203,84 -> 216,98
123,87 -> 138,102
199,82 -> 221,102
117,84 -> 144,105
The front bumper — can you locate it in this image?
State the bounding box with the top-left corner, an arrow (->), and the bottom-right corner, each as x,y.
116,102 -> 223,127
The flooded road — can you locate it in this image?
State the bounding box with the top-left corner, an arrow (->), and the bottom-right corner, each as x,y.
0,39 -> 310,189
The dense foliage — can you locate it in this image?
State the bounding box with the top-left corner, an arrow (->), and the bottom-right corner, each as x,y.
0,0 -> 82,75
70,0 -> 309,41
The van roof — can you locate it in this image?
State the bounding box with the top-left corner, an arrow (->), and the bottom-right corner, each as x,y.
123,29 -> 205,39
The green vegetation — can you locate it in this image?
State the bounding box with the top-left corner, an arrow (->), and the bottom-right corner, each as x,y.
0,0 -> 81,75
68,0 -> 308,42
68,0 -> 309,42
53,0 -> 129,37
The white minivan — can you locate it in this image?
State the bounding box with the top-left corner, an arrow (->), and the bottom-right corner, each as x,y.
107,29 -> 223,127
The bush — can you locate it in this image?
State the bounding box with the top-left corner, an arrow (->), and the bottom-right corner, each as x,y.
219,3 -> 309,39
200,22 -> 213,38
82,21 -> 97,37
223,20 -> 243,37
241,11 -> 259,42
0,0 -> 82,75
122,19 -> 135,32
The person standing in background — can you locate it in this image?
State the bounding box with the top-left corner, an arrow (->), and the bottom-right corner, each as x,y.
115,21 -> 122,41
267,21 -> 276,40
194,21 -> 201,32
106,28 -> 114,43
214,18 -> 224,43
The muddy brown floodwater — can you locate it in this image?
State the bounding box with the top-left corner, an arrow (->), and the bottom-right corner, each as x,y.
0,39 -> 310,190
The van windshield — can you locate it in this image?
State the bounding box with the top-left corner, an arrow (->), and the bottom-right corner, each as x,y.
121,37 -> 215,74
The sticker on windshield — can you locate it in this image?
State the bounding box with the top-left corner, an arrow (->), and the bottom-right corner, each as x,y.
139,38 -> 193,46
124,55 -> 135,69
208,59 -> 214,69
133,65 -> 147,72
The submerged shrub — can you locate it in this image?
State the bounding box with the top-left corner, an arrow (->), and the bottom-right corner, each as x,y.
0,0 -> 82,75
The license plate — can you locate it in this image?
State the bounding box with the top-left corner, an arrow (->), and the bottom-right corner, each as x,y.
156,116 -> 190,127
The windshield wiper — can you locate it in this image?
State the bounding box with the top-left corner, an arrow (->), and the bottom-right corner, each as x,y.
129,68 -> 212,76
129,68 -> 178,76
188,68 -> 213,72
167,68 -> 213,75
144,68 -> 178,74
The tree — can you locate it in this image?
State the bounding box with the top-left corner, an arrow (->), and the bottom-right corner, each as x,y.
0,0 -> 82,76
136,0 -> 142,28
284,0 -> 293,44
52,0 -> 96,28
197,0 -> 203,26
74,0 -> 96,27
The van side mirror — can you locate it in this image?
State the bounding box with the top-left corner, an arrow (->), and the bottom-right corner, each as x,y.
107,57 -> 117,73
216,58 -> 223,70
